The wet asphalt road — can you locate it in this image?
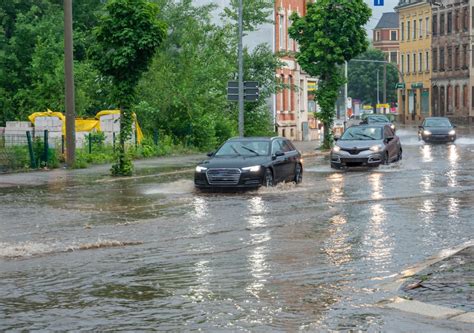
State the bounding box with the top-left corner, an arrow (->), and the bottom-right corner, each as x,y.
1,127 -> 473,331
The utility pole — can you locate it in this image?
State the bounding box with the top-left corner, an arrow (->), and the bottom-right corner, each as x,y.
238,0 -> 244,137
376,69 -> 380,108
344,61 -> 348,120
383,63 -> 387,105
64,0 -> 75,167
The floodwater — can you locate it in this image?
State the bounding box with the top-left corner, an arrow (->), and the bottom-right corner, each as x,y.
1,128 -> 473,331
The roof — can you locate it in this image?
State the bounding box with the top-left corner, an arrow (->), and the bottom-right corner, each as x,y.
374,12 -> 399,30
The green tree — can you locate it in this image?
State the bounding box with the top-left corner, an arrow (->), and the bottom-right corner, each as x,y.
289,0 -> 371,148
348,48 -> 399,107
90,0 -> 166,176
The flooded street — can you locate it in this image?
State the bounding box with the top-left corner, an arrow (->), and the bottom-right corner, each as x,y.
1,127 -> 473,331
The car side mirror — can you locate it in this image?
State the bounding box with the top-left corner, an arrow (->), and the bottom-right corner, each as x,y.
272,151 -> 284,160
385,136 -> 394,143
418,125 -> 423,129
206,151 -> 214,157
453,125 -> 457,128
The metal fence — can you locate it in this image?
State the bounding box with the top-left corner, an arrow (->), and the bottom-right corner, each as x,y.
0,131 -> 52,172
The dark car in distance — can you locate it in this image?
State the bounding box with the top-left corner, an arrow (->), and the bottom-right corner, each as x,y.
418,117 -> 456,143
194,137 -> 303,189
361,114 -> 396,131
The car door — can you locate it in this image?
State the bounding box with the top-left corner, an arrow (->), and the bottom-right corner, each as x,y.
384,126 -> 397,161
271,139 -> 286,182
281,139 -> 299,179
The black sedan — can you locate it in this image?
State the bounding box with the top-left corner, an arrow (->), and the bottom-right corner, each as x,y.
194,137 -> 303,189
418,117 -> 456,143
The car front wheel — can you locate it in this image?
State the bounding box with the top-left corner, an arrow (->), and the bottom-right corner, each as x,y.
264,168 -> 274,187
294,164 -> 303,184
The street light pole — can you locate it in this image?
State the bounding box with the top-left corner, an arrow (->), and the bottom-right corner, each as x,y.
377,69 -> 380,106
64,0 -> 76,167
238,0 -> 244,137
344,61 -> 348,120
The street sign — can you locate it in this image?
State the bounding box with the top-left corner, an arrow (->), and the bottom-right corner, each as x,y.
411,82 -> 423,89
228,80 -> 259,102
227,81 -> 238,101
395,83 -> 405,89
244,81 -> 259,102
374,0 -> 384,6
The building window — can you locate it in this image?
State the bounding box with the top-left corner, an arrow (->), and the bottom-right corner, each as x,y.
413,53 -> 416,73
401,54 -> 405,73
463,44 -> 468,68
440,48 -> 445,71
419,52 -> 423,72
455,10 -> 459,32
447,12 -> 452,34
413,20 -> 416,39
280,75 -> 285,111
463,85 -> 468,107
419,18 -> 423,38
407,21 -> 411,40
279,14 -> 285,50
390,51 -> 398,64
455,46 -> 460,70
447,85 -> 453,114
463,8 -> 468,31
426,17 -> 430,36
440,13 -> 445,35
455,85 -> 460,109
447,47 -> 452,71
426,51 -> 429,71
390,30 -> 397,41
288,75 -> 293,112
433,49 -> 438,71
432,14 -> 437,35
401,22 -> 405,40
407,54 -> 410,73
376,31 -> 381,41
472,86 -> 474,108
288,17 -> 294,51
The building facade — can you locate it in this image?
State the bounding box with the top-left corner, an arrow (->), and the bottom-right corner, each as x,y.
396,0 -> 432,124
275,0 -> 319,141
431,0 -> 472,123
373,12 -> 400,65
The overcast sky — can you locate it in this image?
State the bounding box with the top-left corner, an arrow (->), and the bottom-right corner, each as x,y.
192,0 -> 400,31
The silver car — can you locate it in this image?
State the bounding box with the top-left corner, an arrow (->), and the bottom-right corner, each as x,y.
330,124 -> 402,169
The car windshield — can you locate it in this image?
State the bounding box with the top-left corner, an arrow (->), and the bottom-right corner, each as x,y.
340,126 -> 383,141
215,140 -> 270,156
424,118 -> 451,127
367,115 -> 390,123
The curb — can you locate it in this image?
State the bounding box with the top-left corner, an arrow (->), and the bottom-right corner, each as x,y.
379,240 -> 474,323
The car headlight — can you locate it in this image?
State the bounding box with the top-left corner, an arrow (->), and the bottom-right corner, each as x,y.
449,130 -> 456,136
390,124 -> 395,130
195,166 -> 207,172
370,145 -> 382,152
423,130 -> 432,136
242,165 -> 261,172
332,146 -> 341,153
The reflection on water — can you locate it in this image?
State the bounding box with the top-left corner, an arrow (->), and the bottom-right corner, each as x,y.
448,197 -> 460,219
369,173 -> 383,200
447,145 -> 459,188
419,172 -> 434,193
324,214 -> 352,266
327,173 -> 344,203
246,196 -> 270,298
421,144 -> 432,163
364,202 -> 392,272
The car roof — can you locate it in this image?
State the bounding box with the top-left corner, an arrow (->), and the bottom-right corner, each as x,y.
226,136 -> 285,142
353,123 -> 389,128
424,117 -> 450,120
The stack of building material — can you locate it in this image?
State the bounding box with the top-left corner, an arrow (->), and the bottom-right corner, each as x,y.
4,122 -> 33,146
33,116 -> 63,148
99,113 -> 121,144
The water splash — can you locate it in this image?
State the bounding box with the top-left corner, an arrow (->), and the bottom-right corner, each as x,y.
142,180 -> 194,195
0,239 -> 143,259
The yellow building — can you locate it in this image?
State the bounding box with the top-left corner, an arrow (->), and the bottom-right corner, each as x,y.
396,0 -> 432,124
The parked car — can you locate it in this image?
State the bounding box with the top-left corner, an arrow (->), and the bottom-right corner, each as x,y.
361,114 -> 396,131
418,117 -> 456,143
330,124 -> 402,169
194,137 -> 303,189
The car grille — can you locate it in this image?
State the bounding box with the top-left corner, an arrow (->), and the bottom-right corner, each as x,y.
341,147 -> 369,155
206,168 -> 241,185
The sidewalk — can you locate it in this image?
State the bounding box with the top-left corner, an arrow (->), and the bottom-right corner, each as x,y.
382,241 -> 474,324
